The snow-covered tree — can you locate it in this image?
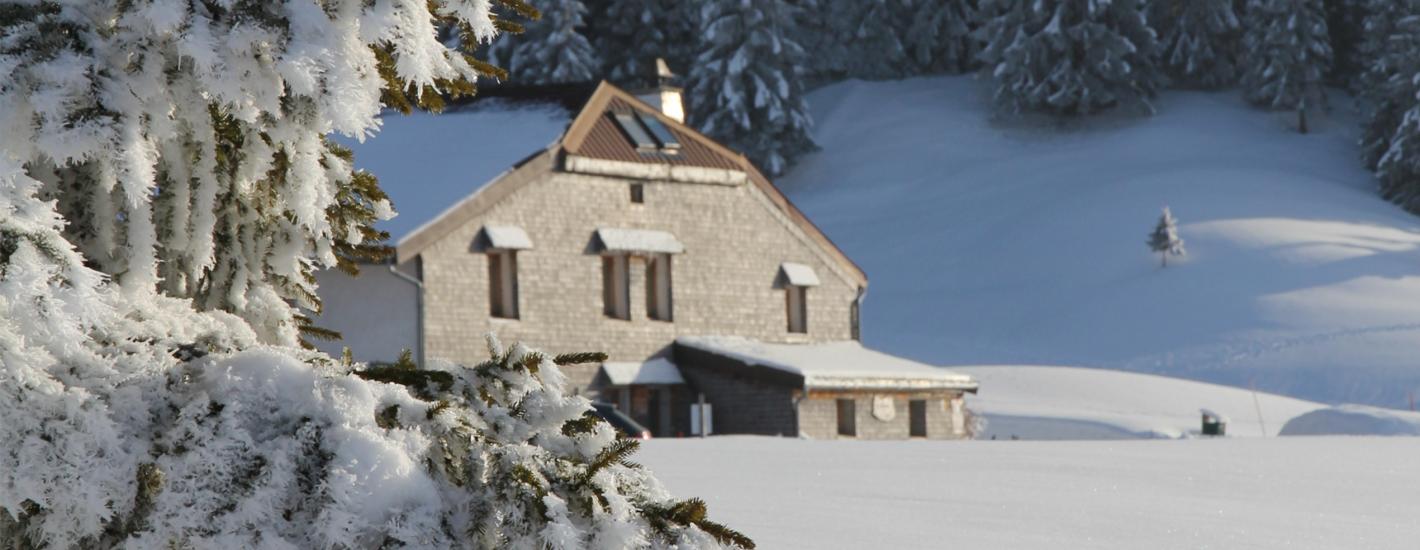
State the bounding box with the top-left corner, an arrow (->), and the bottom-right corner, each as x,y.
800,0 -> 911,81
1357,8 -> 1420,212
1149,0 -> 1244,88
1148,207 -> 1186,267
1239,0 -> 1332,132
903,0 -> 981,74
587,0 -> 695,87
1356,0 -> 1420,168
490,0 -> 601,84
1323,0 -> 1367,86
0,2 -> 745,547
976,0 -> 1164,116
686,0 -> 817,176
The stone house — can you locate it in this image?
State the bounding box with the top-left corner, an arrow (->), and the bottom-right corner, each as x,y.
316,77 -> 978,439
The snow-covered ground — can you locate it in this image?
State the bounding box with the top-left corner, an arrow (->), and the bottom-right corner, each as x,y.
957,366 -> 1324,439
1280,405 -> 1420,436
340,76 -> 1420,409
639,437 -> 1420,549
779,77 -> 1420,408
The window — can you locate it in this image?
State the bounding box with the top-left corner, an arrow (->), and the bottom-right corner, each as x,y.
646,253 -> 673,321
909,400 -> 928,438
786,285 -> 808,333
613,113 -> 658,150
630,183 -> 644,204
488,250 -> 519,319
637,113 -> 681,151
836,399 -> 856,437
602,254 -> 630,319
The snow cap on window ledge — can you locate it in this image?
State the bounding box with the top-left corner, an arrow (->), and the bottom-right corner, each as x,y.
595,227 -> 684,254
481,225 -> 533,250
780,262 -> 821,287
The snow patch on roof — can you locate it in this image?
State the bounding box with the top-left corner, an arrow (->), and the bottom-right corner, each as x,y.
483,224 -> 533,250
779,262 -> 820,287
676,336 -> 977,391
601,358 -> 685,386
595,228 -> 685,254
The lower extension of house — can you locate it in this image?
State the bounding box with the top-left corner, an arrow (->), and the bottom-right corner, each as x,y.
315,74 -> 979,440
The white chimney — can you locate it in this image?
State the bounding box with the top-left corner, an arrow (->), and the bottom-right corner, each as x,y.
636,58 -> 684,123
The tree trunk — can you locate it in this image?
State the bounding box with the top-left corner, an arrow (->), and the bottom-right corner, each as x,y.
1298,103 -> 1309,135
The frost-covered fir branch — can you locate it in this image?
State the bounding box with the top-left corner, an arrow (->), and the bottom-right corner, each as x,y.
976,0 -> 1164,117
686,0 -> 817,176
0,1 -> 746,547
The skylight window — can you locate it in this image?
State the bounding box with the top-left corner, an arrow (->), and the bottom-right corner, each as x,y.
637,113 -> 681,151
613,113 -> 658,150
611,111 -> 682,154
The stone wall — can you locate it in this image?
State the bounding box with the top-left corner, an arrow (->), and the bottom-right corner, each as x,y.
672,344 -> 799,436
798,391 -> 969,440
414,164 -> 862,384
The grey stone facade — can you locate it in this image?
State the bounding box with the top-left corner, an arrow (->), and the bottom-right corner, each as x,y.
797,392 -> 967,440
411,159 -> 862,386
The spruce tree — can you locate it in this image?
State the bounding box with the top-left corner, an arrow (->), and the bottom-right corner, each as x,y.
587,0 -> 695,88
1148,207 -> 1187,267
1240,0 -> 1332,133
1361,10 -> 1420,212
976,0 -> 1164,117
1149,0 -> 1244,88
1356,0 -> 1420,169
1323,0 -> 1367,86
801,0 -> 911,81
0,2 -> 745,547
494,0 -> 602,84
686,0 -> 817,176
903,0 -> 981,74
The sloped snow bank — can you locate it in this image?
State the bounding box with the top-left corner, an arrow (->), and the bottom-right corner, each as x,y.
957,366 -> 1325,439
1279,405 -> 1420,436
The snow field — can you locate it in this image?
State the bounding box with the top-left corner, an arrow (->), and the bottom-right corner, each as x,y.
639,436 -> 1420,549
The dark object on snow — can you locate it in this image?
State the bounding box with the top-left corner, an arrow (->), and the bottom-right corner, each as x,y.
1201,409 -> 1228,436
592,401 -> 653,439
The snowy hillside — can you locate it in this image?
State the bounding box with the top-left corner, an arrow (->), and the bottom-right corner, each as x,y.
639,437 -> 1420,549
957,366 -> 1324,439
779,77 -> 1420,408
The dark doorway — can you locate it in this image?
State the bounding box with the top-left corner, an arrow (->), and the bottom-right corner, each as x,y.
836,398 -> 856,437
909,400 -> 928,438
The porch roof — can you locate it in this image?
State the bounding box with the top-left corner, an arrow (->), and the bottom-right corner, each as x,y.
675,336 -> 978,392
602,357 -> 685,386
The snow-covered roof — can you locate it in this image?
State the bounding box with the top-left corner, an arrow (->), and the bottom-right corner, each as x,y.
482,224 -> 533,250
676,336 -> 977,392
601,358 -> 685,386
780,262 -> 820,287
595,228 -> 685,254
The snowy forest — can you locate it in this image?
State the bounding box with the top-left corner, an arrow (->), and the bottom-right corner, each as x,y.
491,0 -> 1420,216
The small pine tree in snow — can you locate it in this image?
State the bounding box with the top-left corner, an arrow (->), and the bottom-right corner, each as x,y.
1239,0 -> 1333,133
1148,207 -> 1187,267
492,0 -> 601,84
1149,0 -> 1244,88
903,0 -> 981,74
0,1 -> 745,547
588,0 -> 695,88
686,0 -> 817,176
976,0 -> 1164,117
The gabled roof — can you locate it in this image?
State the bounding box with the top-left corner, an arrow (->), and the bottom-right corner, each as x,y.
397,81 -> 867,287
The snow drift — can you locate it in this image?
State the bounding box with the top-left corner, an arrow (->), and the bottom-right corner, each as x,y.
1278,404 -> 1420,436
